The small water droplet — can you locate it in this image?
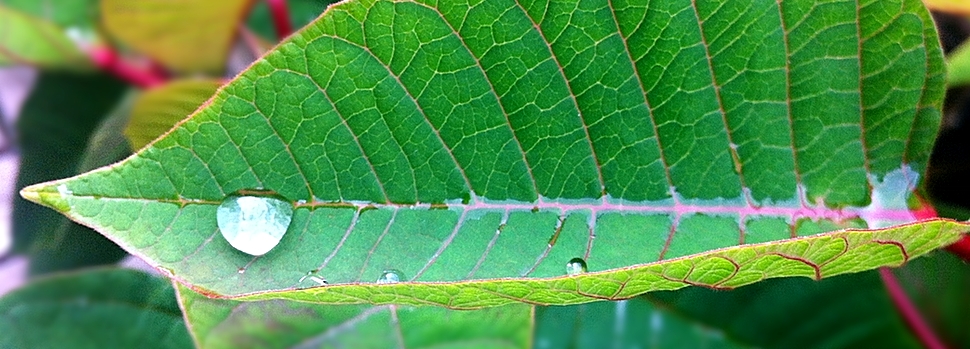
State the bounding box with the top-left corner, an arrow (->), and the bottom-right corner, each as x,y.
217,190 -> 294,256
376,269 -> 404,284
57,184 -> 72,196
299,269 -> 328,285
565,258 -> 587,276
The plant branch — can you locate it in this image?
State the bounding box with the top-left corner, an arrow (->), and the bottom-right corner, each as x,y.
266,0 -> 293,40
89,47 -> 166,88
879,268 -> 948,349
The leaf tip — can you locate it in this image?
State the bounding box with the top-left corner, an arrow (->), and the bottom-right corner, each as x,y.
19,182 -> 71,213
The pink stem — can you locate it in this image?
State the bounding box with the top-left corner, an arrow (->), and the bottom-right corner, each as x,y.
266,0 -> 293,40
89,47 -> 165,88
879,268 -> 948,349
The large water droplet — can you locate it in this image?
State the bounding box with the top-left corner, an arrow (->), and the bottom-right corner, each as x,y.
566,258 -> 587,276
216,191 -> 293,256
376,269 -> 404,284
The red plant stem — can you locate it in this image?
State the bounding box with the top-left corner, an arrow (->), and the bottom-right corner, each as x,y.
89,47 -> 165,88
266,0 -> 293,40
879,268 -> 948,349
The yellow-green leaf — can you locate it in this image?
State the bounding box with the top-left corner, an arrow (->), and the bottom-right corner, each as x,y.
0,5 -> 90,69
124,79 -> 223,150
100,0 -> 254,74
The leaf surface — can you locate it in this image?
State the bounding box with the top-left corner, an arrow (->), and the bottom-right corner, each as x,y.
21,0 -> 968,307
0,268 -> 192,349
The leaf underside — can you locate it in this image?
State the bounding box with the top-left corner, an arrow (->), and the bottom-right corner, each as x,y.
22,0 -> 967,308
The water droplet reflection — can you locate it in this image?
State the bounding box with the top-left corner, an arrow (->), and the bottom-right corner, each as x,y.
216,190 -> 293,256
377,269 -> 404,284
566,258 -> 587,276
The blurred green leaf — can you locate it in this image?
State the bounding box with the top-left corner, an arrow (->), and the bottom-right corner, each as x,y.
534,298 -> 749,349
26,91 -> 135,274
894,252 -> 970,348
177,283 -> 531,349
946,40 -> 970,87
181,280 -> 750,349
100,0 -> 254,74
647,271 -> 922,349
0,5 -> 90,69
0,268 -> 193,349
124,79 -> 223,150
0,0 -> 100,29
21,0 -> 963,307
13,72 -> 128,273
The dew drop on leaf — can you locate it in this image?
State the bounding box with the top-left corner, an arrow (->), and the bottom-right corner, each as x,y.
566,258 -> 587,276
216,190 -> 293,256
376,269 -> 404,284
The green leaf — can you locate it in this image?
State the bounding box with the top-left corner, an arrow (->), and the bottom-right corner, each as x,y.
124,79 -> 224,150
647,271 -> 922,349
180,281 -> 743,349
177,283 -> 531,349
26,90 -> 134,274
0,5 -> 91,69
100,0 -> 255,74
21,0 -> 966,307
0,268 -> 193,349
893,252 -> 970,347
13,72 -> 129,273
534,299 -> 749,348
0,0 -> 100,30
946,40 -> 970,87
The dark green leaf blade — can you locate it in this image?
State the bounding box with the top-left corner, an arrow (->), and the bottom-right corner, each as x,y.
20,0 -> 966,307
0,268 -> 192,349
894,252 -> 970,347
647,271 -> 923,349
534,298 -> 750,349
181,281 -> 753,349
13,72 -> 129,274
